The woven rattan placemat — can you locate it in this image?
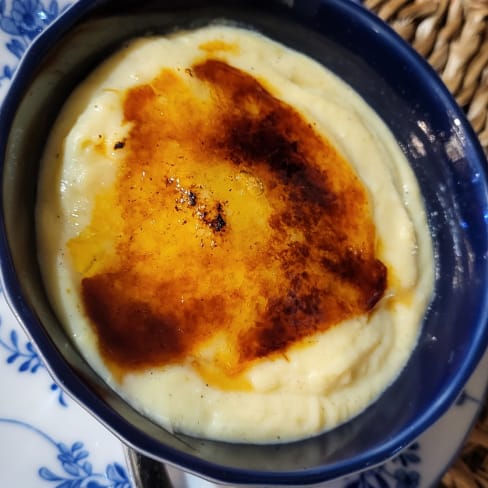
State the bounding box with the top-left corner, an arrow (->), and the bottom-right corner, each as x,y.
365,1 -> 488,485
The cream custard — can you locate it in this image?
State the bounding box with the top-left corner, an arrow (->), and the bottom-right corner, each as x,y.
36,25 -> 434,443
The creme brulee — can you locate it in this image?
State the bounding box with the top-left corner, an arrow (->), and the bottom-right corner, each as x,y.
36,25 -> 434,443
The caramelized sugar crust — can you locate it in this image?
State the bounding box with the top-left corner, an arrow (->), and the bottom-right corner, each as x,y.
71,58 -> 387,382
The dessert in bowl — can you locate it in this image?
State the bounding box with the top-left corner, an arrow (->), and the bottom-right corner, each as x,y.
1,0 -> 488,484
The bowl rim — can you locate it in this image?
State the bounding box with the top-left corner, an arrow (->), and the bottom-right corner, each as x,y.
1,0 -> 488,484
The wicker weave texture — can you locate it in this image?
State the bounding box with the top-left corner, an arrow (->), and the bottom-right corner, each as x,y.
366,0 -> 488,155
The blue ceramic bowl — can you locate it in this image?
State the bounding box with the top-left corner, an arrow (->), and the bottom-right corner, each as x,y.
1,0 -> 488,485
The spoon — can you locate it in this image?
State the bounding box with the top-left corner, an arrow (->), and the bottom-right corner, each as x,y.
124,445 -> 174,488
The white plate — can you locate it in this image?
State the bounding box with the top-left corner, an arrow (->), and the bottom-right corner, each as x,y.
0,1 -> 487,487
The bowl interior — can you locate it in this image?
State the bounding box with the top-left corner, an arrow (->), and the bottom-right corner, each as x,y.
1,0 -> 488,484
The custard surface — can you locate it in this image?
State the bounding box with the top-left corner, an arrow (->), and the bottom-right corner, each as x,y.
36,26 -> 434,443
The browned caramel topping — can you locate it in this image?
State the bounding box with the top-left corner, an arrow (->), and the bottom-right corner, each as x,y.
70,56 -> 387,386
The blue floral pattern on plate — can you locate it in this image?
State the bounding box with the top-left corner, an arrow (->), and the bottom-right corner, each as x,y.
0,1 -> 487,487
0,0 -> 63,84
0,317 -> 67,406
0,418 -> 131,488
345,444 -> 421,488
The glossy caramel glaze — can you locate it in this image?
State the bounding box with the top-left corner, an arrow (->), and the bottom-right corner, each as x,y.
70,58 -> 387,384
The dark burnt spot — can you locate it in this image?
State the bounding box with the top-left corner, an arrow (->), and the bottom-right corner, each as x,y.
321,250 -> 387,310
188,191 -> 197,206
225,112 -> 301,174
196,201 -> 227,232
239,287 -> 323,360
114,140 -> 125,150
194,60 -> 338,211
209,213 -> 226,231
82,274 -> 184,367
290,242 -> 310,259
82,272 -> 230,370
223,109 -> 334,210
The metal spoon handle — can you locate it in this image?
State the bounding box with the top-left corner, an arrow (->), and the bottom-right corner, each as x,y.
124,446 -> 174,488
